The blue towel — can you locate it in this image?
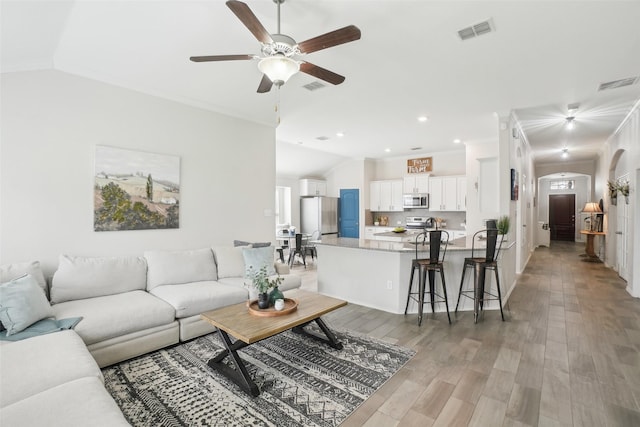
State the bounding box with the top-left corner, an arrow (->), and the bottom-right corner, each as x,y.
0,317 -> 83,341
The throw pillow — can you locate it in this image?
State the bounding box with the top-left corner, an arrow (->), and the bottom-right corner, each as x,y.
0,274 -> 54,336
0,260 -> 48,297
242,246 -> 276,277
234,240 -> 271,248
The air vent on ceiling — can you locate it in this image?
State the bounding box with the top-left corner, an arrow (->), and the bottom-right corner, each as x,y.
315,136 -> 330,141
410,147 -> 422,151
598,76 -> 639,91
458,19 -> 494,41
303,81 -> 326,91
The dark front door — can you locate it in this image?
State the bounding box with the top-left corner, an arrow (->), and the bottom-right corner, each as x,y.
339,189 -> 359,238
549,194 -> 575,241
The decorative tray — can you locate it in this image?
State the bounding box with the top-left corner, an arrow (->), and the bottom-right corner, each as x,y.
247,298 -> 298,317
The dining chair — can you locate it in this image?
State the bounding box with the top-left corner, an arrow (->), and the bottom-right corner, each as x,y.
304,230 -> 320,261
404,229 -> 451,326
287,233 -> 306,268
455,226 -> 505,323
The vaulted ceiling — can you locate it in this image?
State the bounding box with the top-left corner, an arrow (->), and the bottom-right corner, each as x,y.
2,1 -> 640,178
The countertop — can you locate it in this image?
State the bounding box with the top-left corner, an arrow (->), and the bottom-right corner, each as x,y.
315,235 -> 515,253
373,229 -> 465,238
315,236 -> 471,252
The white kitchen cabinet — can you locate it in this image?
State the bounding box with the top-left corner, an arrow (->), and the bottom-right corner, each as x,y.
299,179 -> 327,196
456,176 -> 467,211
429,175 -> 466,211
403,175 -> 429,194
370,179 -> 403,211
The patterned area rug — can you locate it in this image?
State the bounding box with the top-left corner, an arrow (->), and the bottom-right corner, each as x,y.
103,326 -> 415,427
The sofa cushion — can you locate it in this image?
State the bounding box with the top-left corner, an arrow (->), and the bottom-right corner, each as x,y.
217,274 -> 301,295
212,246 -> 246,279
51,290 -> 175,346
145,248 -> 217,291
0,274 -> 54,335
0,260 -> 48,297
150,281 -> 247,318
0,377 -> 130,427
242,246 -> 276,277
0,329 -> 102,407
51,255 -> 147,304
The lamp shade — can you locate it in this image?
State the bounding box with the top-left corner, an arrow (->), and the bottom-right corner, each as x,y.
258,55 -> 299,86
583,202 -> 602,213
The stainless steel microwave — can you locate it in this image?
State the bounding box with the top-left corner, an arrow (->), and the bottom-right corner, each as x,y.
403,194 -> 429,208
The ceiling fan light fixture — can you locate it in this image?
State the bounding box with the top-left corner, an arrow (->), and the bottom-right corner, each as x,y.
258,55 -> 300,86
561,148 -> 569,159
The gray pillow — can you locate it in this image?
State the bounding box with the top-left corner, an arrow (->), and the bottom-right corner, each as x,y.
0,274 -> 54,336
234,240 -> 271,248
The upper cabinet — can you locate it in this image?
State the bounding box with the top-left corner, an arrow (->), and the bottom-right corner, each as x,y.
370,179 -> 403,212
403,175 -> 429,194
300,179 -> 327,196
429,175 -> 466,211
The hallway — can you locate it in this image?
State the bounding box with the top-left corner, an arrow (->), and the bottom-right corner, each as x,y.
308,241 -> 640,426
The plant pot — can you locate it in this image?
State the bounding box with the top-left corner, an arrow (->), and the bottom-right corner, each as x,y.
257,292 -> 270,309
269,286 -> 284,305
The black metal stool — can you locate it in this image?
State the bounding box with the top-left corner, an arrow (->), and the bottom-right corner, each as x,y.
404,230 -> 451,326
455,226 -> 505,323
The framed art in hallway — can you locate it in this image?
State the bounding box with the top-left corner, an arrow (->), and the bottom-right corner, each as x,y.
94,145 -> 180,231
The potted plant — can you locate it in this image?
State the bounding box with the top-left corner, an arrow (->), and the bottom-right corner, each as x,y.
497,215 -> 510,236
608,180 -> 618,205
618,180 -> 630,204
245,265 -> 283,309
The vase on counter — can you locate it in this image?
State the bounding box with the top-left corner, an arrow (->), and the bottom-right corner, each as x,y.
269,286 -> 284,306
257,292 -> 270,309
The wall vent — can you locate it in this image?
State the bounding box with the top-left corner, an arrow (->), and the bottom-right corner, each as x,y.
315,136 -> 330,141
410,147 -> 422,151
598,77 -> 638,91
458,19 -> 494,41
303,81 -> 326,91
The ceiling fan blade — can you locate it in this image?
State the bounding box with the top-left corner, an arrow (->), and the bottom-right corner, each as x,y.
257,74 -> 273,93
226,0 -> 273,44
300,61 -> 346,85
190,54 -> 255,62
297,25 -> 361,54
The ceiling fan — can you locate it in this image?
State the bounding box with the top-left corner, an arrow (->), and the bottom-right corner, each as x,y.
190,0 -> 361,93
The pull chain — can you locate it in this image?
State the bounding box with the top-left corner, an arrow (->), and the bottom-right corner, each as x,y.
275,85 -> 281,126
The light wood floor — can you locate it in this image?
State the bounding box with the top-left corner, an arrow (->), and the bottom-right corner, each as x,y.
287,242 -> 640,426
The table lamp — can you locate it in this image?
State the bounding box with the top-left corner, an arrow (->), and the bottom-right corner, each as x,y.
582,202 -> 602,231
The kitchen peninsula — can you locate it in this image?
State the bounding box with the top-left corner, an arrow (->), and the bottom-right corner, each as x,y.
315,236 -> 516,316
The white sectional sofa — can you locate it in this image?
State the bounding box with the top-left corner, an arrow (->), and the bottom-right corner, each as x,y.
0,245 -> 301,426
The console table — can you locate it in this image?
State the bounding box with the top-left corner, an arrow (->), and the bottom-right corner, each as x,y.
580,230 -> 605,259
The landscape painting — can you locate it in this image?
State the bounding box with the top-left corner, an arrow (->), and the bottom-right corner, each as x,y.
94,146 -> 180,231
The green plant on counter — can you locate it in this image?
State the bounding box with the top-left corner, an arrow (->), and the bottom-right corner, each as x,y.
497,215 -> 510,235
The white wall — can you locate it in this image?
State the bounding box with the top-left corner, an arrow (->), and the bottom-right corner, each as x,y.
373,150 -> 465,180
601,105 -> 639,297
1,70 -> 276,277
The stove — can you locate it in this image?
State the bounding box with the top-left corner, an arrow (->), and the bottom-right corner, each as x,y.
405,216 -> 434,229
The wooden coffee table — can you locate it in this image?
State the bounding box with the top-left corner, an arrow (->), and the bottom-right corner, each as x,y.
200,289 -> 347,396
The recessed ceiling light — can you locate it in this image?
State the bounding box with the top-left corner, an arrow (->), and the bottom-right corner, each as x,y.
453,139 -> 462,144
384,148 -> 391,153
336,131 -> 345,137
417,116 -> 428,122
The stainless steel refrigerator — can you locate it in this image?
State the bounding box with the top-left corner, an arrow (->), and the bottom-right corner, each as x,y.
300,197 -> 339,237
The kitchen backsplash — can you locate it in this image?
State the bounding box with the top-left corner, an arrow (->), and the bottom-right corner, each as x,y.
369,210 -> 467,230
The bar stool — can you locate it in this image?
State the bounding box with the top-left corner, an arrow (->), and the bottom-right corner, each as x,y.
404,230 -> 451,326
455,226 -> 505,323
